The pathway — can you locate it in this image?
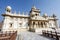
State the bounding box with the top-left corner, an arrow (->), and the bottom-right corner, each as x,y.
16,31 -> 55,40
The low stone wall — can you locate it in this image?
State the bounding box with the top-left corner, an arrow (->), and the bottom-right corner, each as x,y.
0,31 -> 17,40
35,28 -> 53,34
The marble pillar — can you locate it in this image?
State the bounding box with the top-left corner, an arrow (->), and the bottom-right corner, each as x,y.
30,21 -> 33,29
39,22 -> 41,28
46,22 -> 49,28
42,22 -> 44,28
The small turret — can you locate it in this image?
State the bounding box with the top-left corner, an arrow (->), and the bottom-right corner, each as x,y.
52,14 -> 56,18
6,6 -> 11,12
43,13 -> 48,17
14,11 -> 16,15
26,12 -> 28,15
30,6 -> 40,18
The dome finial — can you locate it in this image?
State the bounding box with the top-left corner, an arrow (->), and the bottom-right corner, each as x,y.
32,5 -> 36,9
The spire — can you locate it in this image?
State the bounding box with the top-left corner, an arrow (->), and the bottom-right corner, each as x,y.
22,12 -> 24,15
14,11 -> 16,15
32,5 -> 36,9
18,11 -> 20,15
26,12 -> 28,15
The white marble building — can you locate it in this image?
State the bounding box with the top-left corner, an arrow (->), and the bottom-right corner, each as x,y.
2,6 -> 58,33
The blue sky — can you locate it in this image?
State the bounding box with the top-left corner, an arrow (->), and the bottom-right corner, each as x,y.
0,0 -> 60,25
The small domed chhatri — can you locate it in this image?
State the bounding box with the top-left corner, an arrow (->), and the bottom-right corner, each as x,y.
52,14 -> 56,17
43,13 -> 48,17
6,6 -> 11,12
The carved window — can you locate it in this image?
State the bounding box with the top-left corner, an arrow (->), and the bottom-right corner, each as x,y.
28,24 -> 29,26
36,14 -> 37,16
24,18 -> 26,21
44,22 -> 46,25
25,18 -> 28,21
54,23 -> 55,26
49,23 -> 52,26
38,22 -> 39,25
35,17 -> 37,19
19,23 -> 22,27
32,15 -> 34,17
10,17 -> 13,20
10,23 -> 12,27
20,18 -> 22,21
15,18 -> 17,21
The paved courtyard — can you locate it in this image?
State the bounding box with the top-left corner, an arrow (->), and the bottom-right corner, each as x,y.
16,31 -> 55,40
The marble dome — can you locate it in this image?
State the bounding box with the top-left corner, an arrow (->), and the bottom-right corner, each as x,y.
43,13 -> 48,17
6,6 -> 11,12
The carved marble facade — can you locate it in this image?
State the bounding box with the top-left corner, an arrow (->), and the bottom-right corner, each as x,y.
2,6 -> 58,32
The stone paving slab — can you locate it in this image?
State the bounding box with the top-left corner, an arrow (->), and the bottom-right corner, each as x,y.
16,32 -> 55,40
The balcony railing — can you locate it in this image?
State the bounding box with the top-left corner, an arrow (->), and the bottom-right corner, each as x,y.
42,30 -> 60,40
